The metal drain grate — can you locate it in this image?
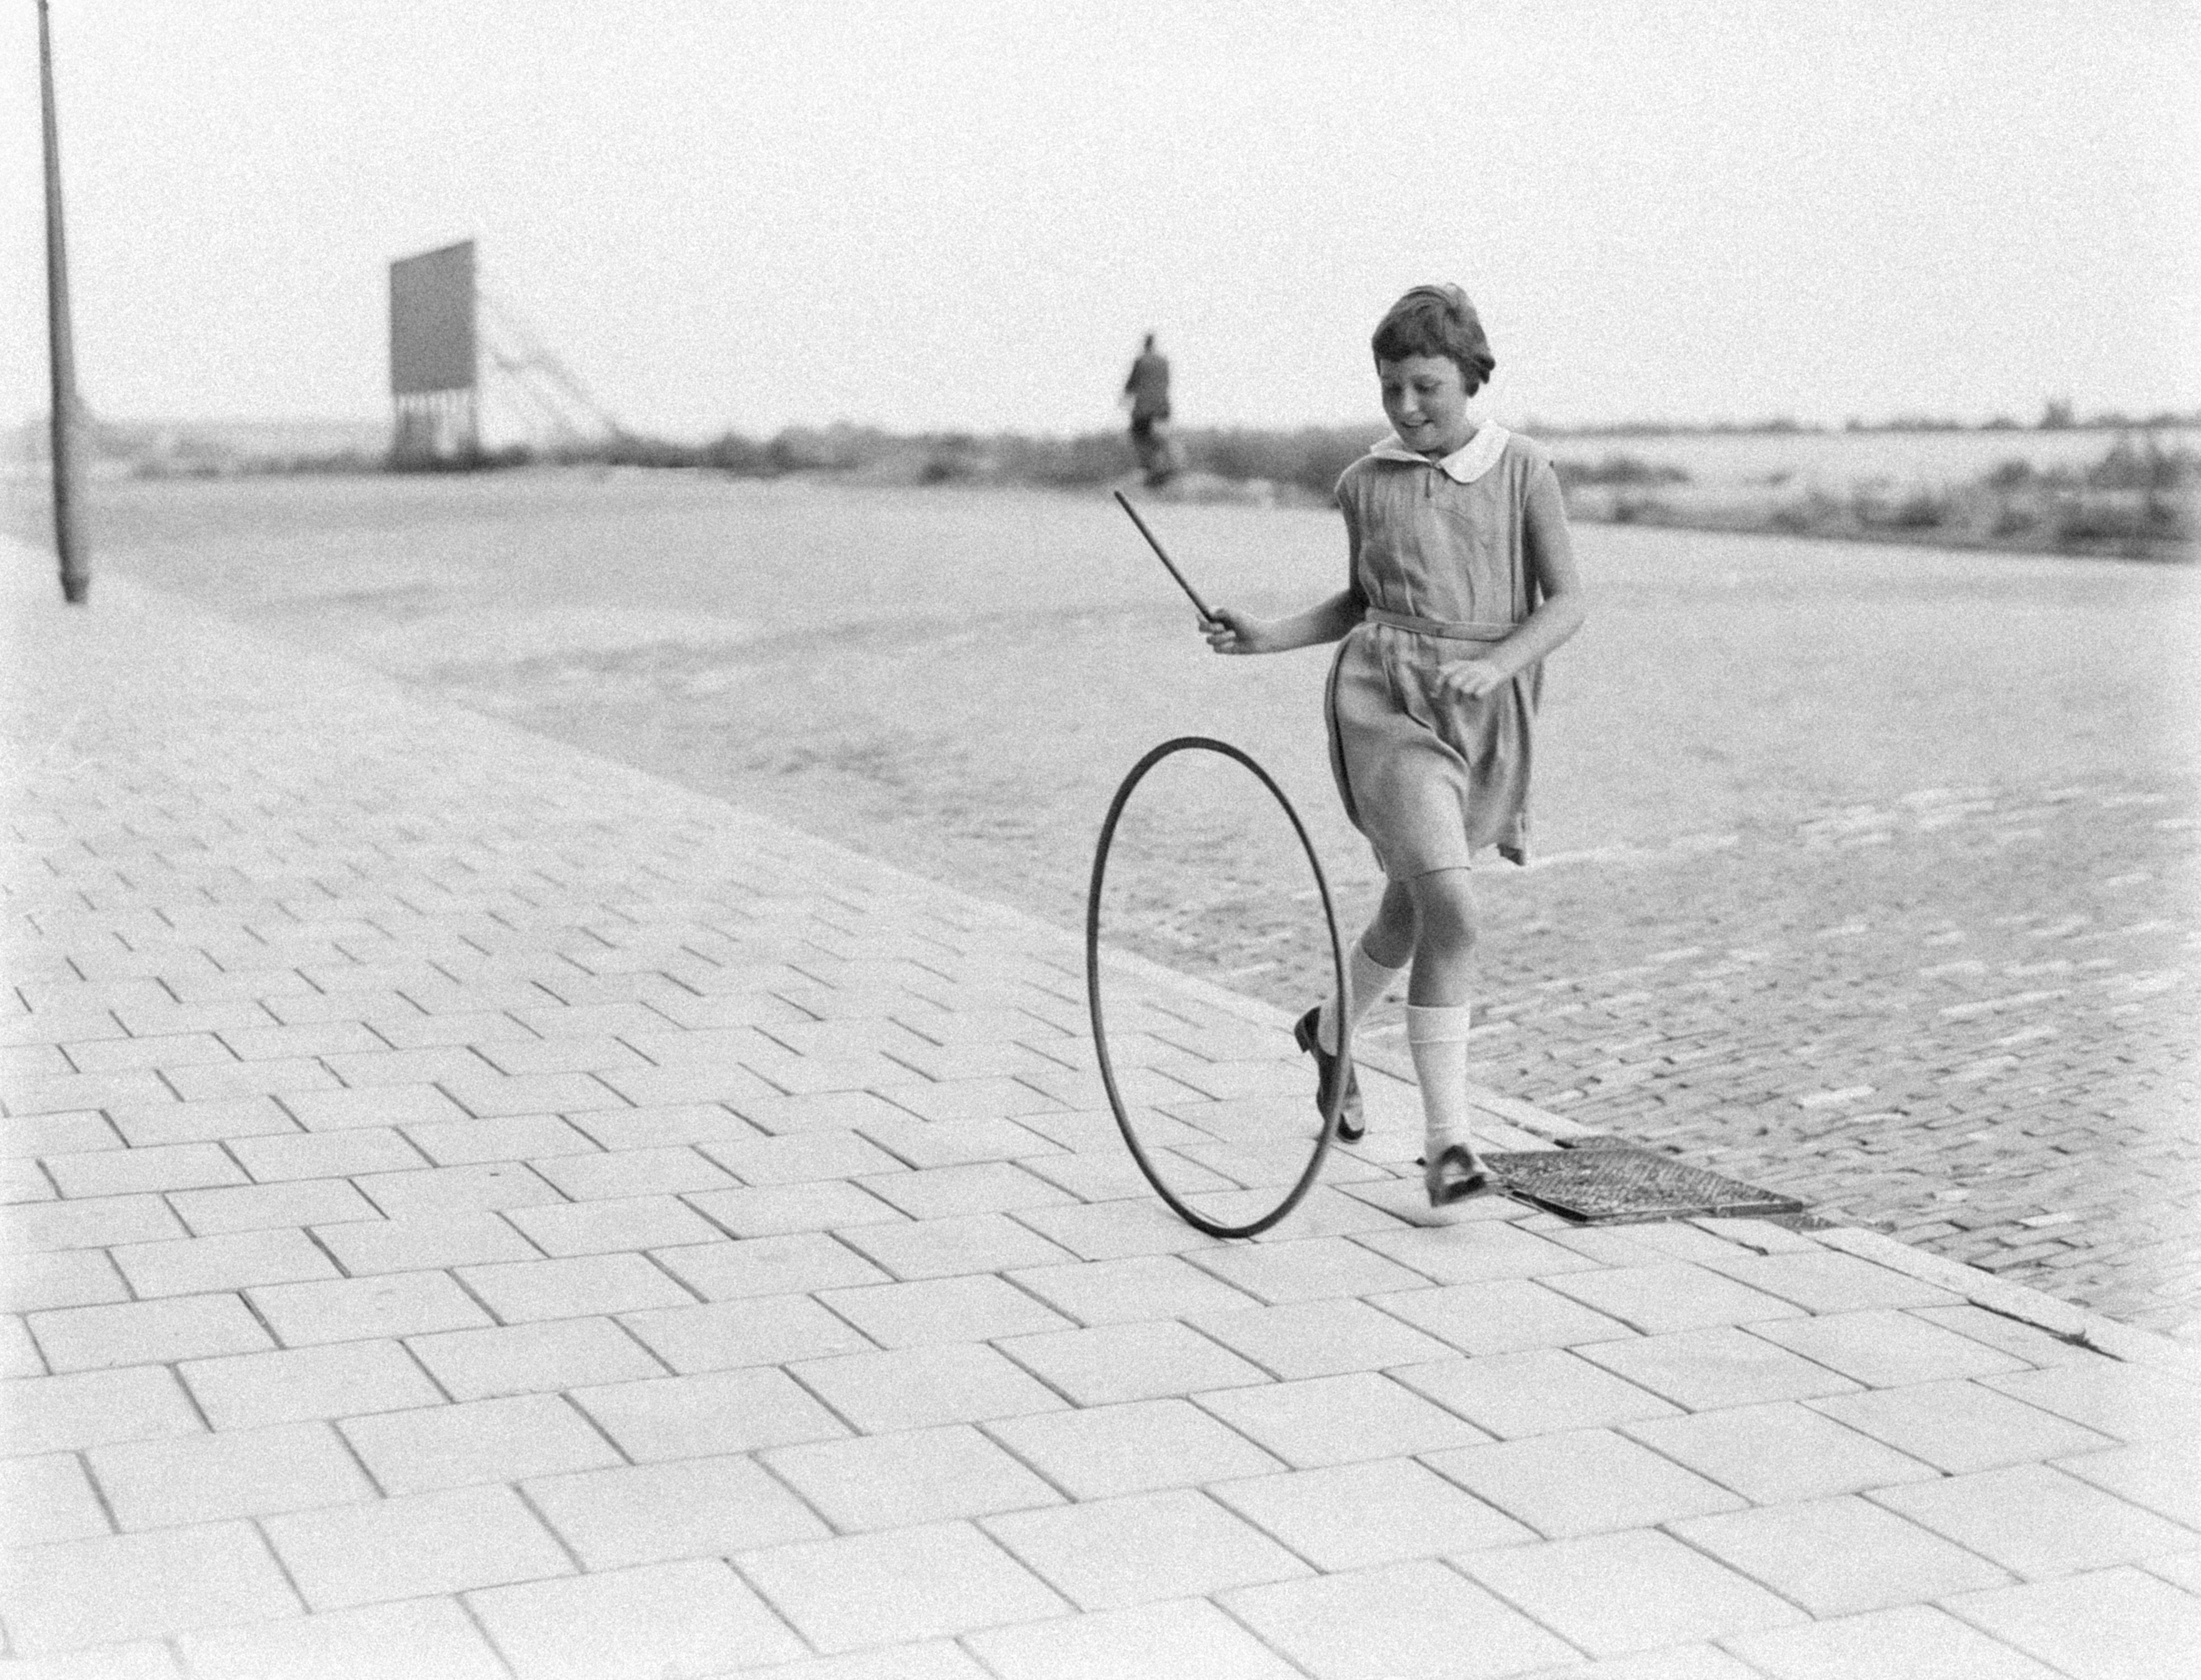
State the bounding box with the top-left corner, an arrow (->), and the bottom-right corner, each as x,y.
1486,1146 -> 1804,1225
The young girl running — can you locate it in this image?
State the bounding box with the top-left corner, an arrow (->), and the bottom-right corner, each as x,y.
1202,283 -> 1585,1206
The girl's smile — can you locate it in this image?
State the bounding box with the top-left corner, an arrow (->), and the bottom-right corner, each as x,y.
1378,354 -> 1476,460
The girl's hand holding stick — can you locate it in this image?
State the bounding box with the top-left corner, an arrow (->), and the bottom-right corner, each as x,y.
1107,490 -> 1293,656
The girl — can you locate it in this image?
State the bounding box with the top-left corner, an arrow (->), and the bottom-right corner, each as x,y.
1202,283 -> 1585,1206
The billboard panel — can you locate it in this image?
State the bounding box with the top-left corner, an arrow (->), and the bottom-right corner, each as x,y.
390,240 -> 475,395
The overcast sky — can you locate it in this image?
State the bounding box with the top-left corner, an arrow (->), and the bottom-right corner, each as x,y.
4,0 -> 2195,439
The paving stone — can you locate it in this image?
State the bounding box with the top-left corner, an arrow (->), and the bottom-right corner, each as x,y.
1188,1298 -> 1456,1379
763,1423 -> 1065,1533
1623,1399 -> 1940,1502
1539,1262 -> 1809,1334
819,1272 -> 1074,1348
0,1247 -> 128,1312
1007,1196 -> 1222,1261
467,1556 -> 808,1677
105,1094 -> 299,1147
500,1192 -> 727,1256
109,1226 -> 339,1297
352,1160 -> 564,1213
0,1520 -> 300,1653
1194,1370 -> 1493,1471
571,1365 -> 847,1460
454,1251 -> 696,1321
649,1229 -> 892,1300
0,1109 -> 123,1158
853,1160 -> 1071,1221
1980,1361 -> 2201,1443
2055,1435 -> 2201,1528
1367,1277 -> 1640,1357
1673,1495 -> 2014,1615
1749,1307 -> 2033,1388
247,1271 -> 494,1345
742,1521 -> 1069,1653
339,1392 -> 621,1493
2143,1549 -> 2201,1594
996,1318 -> 1269,1406
526,1143 -> 738,1200
986,1397 -> 1285,1499
1347,1218 -> 1605,1287
43,1142 -> 249,1198
31,1292 -> 274,1372
566,1101 -> 762,1150
1723,1602 -> 2064,1679
1910,1303 -> 2109,1367
1210,1456 -> 1534,1570
791,1342 -> 1069,1433
5,1070 -> 175,1121
231,1126 -> 429,1183
262,1483 -> 573,1610
685,1179 -> 909,1237
1809,1379 -> 2116,1472
1181,1235 -> 1432,1306
1871,1462 -> 2201,1577
312,1208 -> 539,1275
836,1211 -> 1078,1281
2,1193 -> 184,1251
963,1597 -> 1304,1680
405,1316 -> 664,1399
181,1338 -> 446,1428
696,1128 -> 911,1187
167,1176 -> 382,1235
984,1489 -> 1308,1613
620,1292 -> 874,1371
176,1596 -> 511,1680
1577,1326 -> 1867,1411
1463,1527 -> 1807,1658
1004,1252 -> 1260,1326
0,1450 -> 113,1545
1220,1556 -> 1578,1679
87,1419 -> 376,1529
1390,1347 -> 1683,1439
401,1112 -> 599,1166
1426,1426 -> 1745,1538
1944,1565 -> 2201,1680
1706,1250 -> 1963,1312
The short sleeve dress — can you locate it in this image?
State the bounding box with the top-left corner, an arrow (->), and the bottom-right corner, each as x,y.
1324,423 -> 1563,877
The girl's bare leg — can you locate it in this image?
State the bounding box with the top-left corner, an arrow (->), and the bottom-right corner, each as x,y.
1404,867 -> 1477,1005
1311,878 -> 1415,1054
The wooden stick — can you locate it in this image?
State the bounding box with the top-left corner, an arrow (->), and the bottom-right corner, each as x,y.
1113,490 -> 1214,622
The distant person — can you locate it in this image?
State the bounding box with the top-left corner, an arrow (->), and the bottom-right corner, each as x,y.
1200,283 -> 1585,1206
1121,332 -> 1175,487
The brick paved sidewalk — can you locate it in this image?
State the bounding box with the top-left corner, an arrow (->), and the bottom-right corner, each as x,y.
5,557 -> 2200,1678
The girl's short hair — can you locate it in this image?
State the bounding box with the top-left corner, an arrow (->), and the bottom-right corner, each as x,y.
1371,284 -> 1495,395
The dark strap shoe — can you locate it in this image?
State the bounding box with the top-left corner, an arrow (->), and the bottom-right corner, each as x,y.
1293,1007 -> 1364,1141
1423,1142 -> 1494,1206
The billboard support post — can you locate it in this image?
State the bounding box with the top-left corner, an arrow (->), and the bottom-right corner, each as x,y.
38,0 -> 88,605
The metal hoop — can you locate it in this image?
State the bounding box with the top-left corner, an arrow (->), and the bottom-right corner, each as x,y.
1085,736 -> 1352,1239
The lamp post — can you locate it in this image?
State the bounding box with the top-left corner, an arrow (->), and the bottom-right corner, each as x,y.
39,0 -> 89,605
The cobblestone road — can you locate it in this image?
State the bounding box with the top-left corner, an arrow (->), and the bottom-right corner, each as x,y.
1442,778 -> 2201,1338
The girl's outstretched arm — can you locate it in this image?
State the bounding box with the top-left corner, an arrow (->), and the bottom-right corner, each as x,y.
1202,589 -> 1364,656
1433,467 -> 1587,699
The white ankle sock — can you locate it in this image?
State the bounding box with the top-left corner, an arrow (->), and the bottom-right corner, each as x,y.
1318,943 -> 1407,1054
1406,1002 -> 1475,1156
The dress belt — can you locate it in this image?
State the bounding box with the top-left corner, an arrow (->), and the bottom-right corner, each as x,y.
1363,607 -> 1513,643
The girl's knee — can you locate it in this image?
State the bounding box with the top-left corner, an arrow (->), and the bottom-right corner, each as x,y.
1362,880 -> 1419,967
1410,869 -> 1479,948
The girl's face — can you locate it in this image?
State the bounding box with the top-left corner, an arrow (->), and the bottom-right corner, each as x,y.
1378,355 -> 1474,459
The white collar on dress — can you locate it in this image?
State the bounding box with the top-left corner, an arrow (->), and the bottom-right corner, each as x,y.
1367,422 -> 1511,484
